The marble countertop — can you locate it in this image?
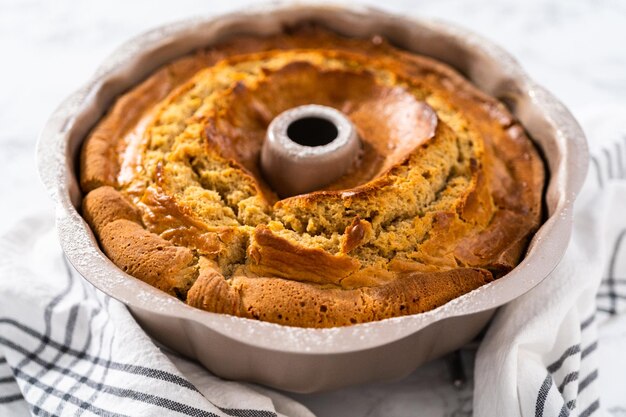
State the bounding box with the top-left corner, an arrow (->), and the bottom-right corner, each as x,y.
1,0 -> 625,415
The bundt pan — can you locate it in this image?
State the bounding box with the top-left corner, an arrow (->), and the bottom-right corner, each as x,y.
37,3 -> 588,392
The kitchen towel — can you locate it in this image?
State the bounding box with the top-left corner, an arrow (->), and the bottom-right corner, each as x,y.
1,126 -> 625,416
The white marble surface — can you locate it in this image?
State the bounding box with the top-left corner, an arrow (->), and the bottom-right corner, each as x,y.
1,0 -> 625,416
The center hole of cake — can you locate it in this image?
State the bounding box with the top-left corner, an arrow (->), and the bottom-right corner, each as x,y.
286,117 -> 338,147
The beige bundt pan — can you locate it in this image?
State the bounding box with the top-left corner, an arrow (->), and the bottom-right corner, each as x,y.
37,4 -> 588,392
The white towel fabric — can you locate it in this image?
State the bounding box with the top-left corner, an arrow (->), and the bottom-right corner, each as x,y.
1,121 -> 625,417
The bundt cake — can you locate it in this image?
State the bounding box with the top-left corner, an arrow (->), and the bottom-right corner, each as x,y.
80,26 -> 544,327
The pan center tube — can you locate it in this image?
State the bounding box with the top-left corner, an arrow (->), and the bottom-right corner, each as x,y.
260,104 -> 361,198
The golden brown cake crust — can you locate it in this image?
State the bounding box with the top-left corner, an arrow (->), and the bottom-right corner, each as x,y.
80,26 -> 544,327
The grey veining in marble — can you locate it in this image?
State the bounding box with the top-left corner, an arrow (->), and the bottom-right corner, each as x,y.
1,0 -> 625,416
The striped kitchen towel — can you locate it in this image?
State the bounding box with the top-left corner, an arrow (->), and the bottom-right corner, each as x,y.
474,110 -> 626,417
0,217 -> 314,417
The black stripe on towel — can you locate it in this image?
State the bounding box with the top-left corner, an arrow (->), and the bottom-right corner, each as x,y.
0,394 -> 23,404
603,148 -> 614,179
535,373 -> 552,417
18,267 -> 74,398
547,345 -> 581,373
72,323 -> 115,417
579,399 -> 600,417
30,406 -> 57,417
557,371 -> 578,393
220,408 -> 278,417
590,155 -> 604,188
54,258 -> 110,417
580,314 -> 596,331
600,278 -> 626,285
596,292 -> 626,300
609,230 -> 626,279
31,302 -> 79,410
578,370 -> 598,394
581,341 -> 598,360
615,141 -> 625,179
603,229 -> 626,315
557,403 -> 569,417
